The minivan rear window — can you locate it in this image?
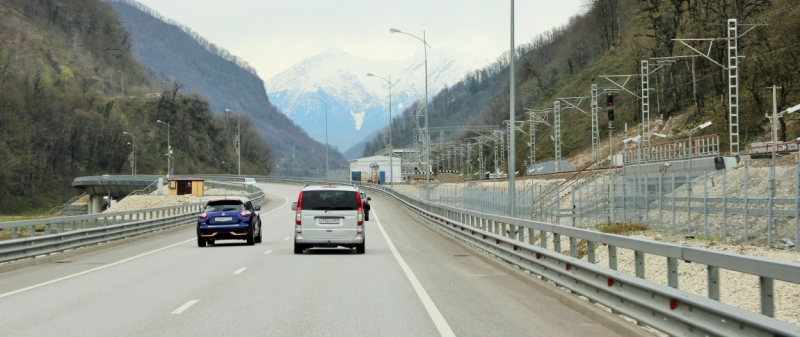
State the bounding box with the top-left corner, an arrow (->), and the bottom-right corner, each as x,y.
301,191 -> 357,211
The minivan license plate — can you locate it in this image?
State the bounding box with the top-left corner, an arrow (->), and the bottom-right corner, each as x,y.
215,217 -> 233,222
318,218 -> 339,224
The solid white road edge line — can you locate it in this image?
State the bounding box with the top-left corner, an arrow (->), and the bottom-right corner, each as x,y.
233,267 -> 247,275
264,250 -> 273,255
171,300 -> 199,314
0,238 -> 195,299
372,211 -> 456,337
0,191 -> 291,299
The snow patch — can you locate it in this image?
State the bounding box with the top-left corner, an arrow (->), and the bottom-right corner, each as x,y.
350,110 -> 366,130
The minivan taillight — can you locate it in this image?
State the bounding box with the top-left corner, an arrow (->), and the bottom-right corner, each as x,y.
356,192 -> 363,226
295,192 -> 304,226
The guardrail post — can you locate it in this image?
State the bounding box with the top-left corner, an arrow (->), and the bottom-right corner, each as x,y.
553,233 -> 561,253
760,276 -> 774,317
635,251 -> 645,278
667,257 -> 678,288
587,241 -> 595,263
29,224 -> 35,238
569,237 -> 577,258
45,223 -> 51,235
540,230 -> 547,249
12,227 -> 17,239
608,245 -> 617,270
708,266 -> 720,300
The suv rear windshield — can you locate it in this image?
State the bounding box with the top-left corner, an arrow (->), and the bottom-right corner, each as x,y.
301,190 -> 358,211
205,201 -> 244,212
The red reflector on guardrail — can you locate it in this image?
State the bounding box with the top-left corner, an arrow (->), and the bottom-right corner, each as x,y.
535,253 -> 541,259
669,299 -> 678,310
607,278 -> 614,287
565,263 -> 571,271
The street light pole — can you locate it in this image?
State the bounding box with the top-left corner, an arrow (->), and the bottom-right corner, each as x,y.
390,27 -> 431,200
157,120 -> 171,178
308,96 -> 329,181
126,142 -> 135,175
367,73 -> 394,188
118,70 -> 124,98
508,0 -> 516,217
225,109 -> 242,176
123,131 -> 135,175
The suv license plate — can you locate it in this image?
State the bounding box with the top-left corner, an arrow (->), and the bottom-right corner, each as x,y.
318,218 -> 340,224
215,217 -> 233,222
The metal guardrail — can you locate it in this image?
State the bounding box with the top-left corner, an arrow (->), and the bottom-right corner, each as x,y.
624,134 -> 720,164
0,177 -> 266,263
268,177 -> 800,337
0,203 -> 204,264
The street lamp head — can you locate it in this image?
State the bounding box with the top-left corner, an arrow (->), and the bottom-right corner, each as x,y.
123,131 -> 129,135
787,103 -> 800,114
699,121 -> 712,129
367,73 -> 375,77
653,133 -> 667,138
389,28 -> 401,34
157,120 -> 162,123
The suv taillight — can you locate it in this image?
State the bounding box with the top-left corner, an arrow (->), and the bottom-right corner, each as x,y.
356,192 -> 363,226
240,209 -> 251,217
199,211 -> 208,219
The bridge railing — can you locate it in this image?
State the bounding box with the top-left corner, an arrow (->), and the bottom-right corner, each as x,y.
269,176 -> 800,337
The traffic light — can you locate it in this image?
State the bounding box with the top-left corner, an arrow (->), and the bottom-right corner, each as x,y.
607,109 -> 615,121
606,94 -> 614,107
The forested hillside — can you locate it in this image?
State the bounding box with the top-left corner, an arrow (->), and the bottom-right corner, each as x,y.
0,0 -> 273,213
107,0 -> 347,172
363,0 -> 800,173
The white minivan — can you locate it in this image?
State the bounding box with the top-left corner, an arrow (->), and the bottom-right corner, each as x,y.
291,184 -> 365,254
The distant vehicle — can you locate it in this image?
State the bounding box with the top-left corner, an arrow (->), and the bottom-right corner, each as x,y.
243,178 -> 257,186
197,197 -> 261,247
359,191 -> 371,221
291,184 -> 365,254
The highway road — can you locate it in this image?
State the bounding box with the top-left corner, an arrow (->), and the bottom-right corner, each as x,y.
0,183 -> 628,336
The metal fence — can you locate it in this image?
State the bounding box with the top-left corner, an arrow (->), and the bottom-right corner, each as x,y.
409,163 -> 800,249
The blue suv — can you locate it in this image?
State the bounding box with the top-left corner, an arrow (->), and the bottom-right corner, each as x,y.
197,197 -> 262,247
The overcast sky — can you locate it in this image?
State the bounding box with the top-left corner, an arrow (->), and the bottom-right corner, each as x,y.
132,0 -> 588,80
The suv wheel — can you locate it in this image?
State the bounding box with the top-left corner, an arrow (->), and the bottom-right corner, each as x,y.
294,240 -> 304,254
246,226 -> 255,246
197,236 -> 206,247
356,239 -> 365,254
255,222 -> 262,243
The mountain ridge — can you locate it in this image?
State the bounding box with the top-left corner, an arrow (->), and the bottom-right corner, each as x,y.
264,47 -> 490,151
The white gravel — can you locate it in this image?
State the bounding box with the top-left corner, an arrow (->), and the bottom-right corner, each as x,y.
103,188 -> 249,213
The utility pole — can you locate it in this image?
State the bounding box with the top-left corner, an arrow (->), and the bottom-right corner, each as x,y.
508,0 -> 516,217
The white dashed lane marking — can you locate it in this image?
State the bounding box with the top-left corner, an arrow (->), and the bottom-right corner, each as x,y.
171,300 -> 199,314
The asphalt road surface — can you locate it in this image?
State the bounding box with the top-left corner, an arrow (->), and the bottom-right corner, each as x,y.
0,183 -> 625,337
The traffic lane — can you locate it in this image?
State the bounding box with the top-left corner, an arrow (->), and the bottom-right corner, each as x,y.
0,189 -> 286,294
370,195 -> 624,337
134,183 -> 440,336
0,192 -> 289,336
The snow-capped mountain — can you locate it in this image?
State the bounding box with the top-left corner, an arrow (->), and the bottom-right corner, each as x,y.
264,47 -> 489,151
